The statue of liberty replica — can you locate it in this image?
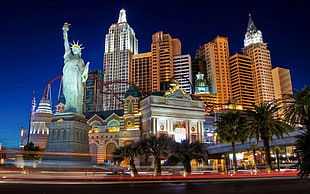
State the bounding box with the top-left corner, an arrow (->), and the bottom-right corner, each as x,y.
62,23 -> 89,115
44,23 -> 91,164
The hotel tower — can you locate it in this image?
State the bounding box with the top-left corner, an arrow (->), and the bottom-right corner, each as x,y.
103,9 -> 138,110
242,14 -> 275,104
151,31 -> 182,92
195,36 -> 231,109
229,53 -> 255,110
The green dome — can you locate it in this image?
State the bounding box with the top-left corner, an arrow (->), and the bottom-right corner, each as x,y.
124,84 -> 142,98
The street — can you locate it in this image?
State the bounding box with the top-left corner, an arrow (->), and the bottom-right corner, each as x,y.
0,176 -> 309,194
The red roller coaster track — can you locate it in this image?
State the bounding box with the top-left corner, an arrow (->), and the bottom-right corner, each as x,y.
42,74 -> 193,103
41,74 -> 141,102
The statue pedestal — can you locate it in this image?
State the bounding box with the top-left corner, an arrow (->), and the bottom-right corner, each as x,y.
43,113 -> 91,164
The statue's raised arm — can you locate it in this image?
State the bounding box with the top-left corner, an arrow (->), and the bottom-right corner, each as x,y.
63,23 -> 71,58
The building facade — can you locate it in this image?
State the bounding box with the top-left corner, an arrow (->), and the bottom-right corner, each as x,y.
272,67 -> 293,99
242,14 -> 275,104
130,52 -> 153,94
151,31 -> 181,91
131,31 -> 192,95
84,70 -> 104,113
21,97 -> 53,149
140,84 -> 205,143
87,84 -> 205,164
103,9 -> 138,110
195,36 -> 231,109
173,54 -> 193,94
229,53 -> 255,110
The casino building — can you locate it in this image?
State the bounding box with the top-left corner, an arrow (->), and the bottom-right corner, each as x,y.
86,83 -> 205,164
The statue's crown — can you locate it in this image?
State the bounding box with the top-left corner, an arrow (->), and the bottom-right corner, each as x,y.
70,40 -> 84,50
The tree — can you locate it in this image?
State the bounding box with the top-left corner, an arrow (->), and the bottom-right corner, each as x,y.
294,130 -> 310,179
139,134 -> 174,176
248,144 -> 260,171
23,142 -> 44,161
113,142 -> 140,177
282,86 -> 310,179
283,85 -> 310,133
270,146 -> 285,172
168,140 -> 206,176
245,102 -> 293,172
216,111 -> 248,172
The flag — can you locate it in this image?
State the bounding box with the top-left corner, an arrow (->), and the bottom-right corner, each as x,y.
31,91 -> 36,113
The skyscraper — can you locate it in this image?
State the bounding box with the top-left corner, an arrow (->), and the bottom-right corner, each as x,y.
242,14 -> 275,104
173,54 -> 192,94
195,36 -> 231,108
103,9 -> 138,110
272,67 -> 293,99
131,31 -> 192,95
131,52 -> 153,94
151,31 -> 181,91
229,53 -> 255,110
84,70 -> 104,112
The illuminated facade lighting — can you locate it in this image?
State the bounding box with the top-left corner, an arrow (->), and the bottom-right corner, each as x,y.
243,14 -> 274,104
195,36 -> 231,108
173,54 -> 193,94
103,9 -> 138,110
151,31 -> 181,91
229,53 -> 255,110
272,67 -> 293,99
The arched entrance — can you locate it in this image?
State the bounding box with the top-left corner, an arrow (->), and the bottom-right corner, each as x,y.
89,143 -> 98,164
106,142 -> 117,161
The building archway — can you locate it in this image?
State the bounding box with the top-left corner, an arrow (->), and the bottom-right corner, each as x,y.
89,143 -> 98,164
106,142 -> 117,161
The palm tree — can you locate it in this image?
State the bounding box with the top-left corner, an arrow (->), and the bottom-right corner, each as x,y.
245,102 -> 294,172
216,111 -> 248,172
270,146 -> 285,172
113,142 -> 140,177
281,86 -> 310,179
294,130 -> 310,179
139,134 -> 174,176
248,144 -> 260,171
283,85 -> 310,132
168,140 -> 206,176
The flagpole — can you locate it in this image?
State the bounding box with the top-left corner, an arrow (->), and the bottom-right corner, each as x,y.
27,91 -> 35,145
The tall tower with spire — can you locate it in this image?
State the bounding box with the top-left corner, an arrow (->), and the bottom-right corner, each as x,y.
244,14 -> 263,47
242,14 -> 274,104
103,9 -> 138,110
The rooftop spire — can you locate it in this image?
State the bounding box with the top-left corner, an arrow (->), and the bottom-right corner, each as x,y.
247,13 -> 257,33
118,9 -> 127,23
244,14 -> 263,47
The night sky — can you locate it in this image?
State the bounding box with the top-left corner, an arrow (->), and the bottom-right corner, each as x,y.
0,0 -> 309,149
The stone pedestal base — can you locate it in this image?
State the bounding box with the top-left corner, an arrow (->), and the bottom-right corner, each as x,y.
43,113 -> 91,163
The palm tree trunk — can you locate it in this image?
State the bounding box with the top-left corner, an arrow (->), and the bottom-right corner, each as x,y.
129,159 -> 138,177
276,150 -> 280,172
252,147 -> 257,170
183,160 -> 192,177
263,139 -> 272,172
154,157 -> 161,176
225,153 -> 230,174
232,142 -> 237,172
